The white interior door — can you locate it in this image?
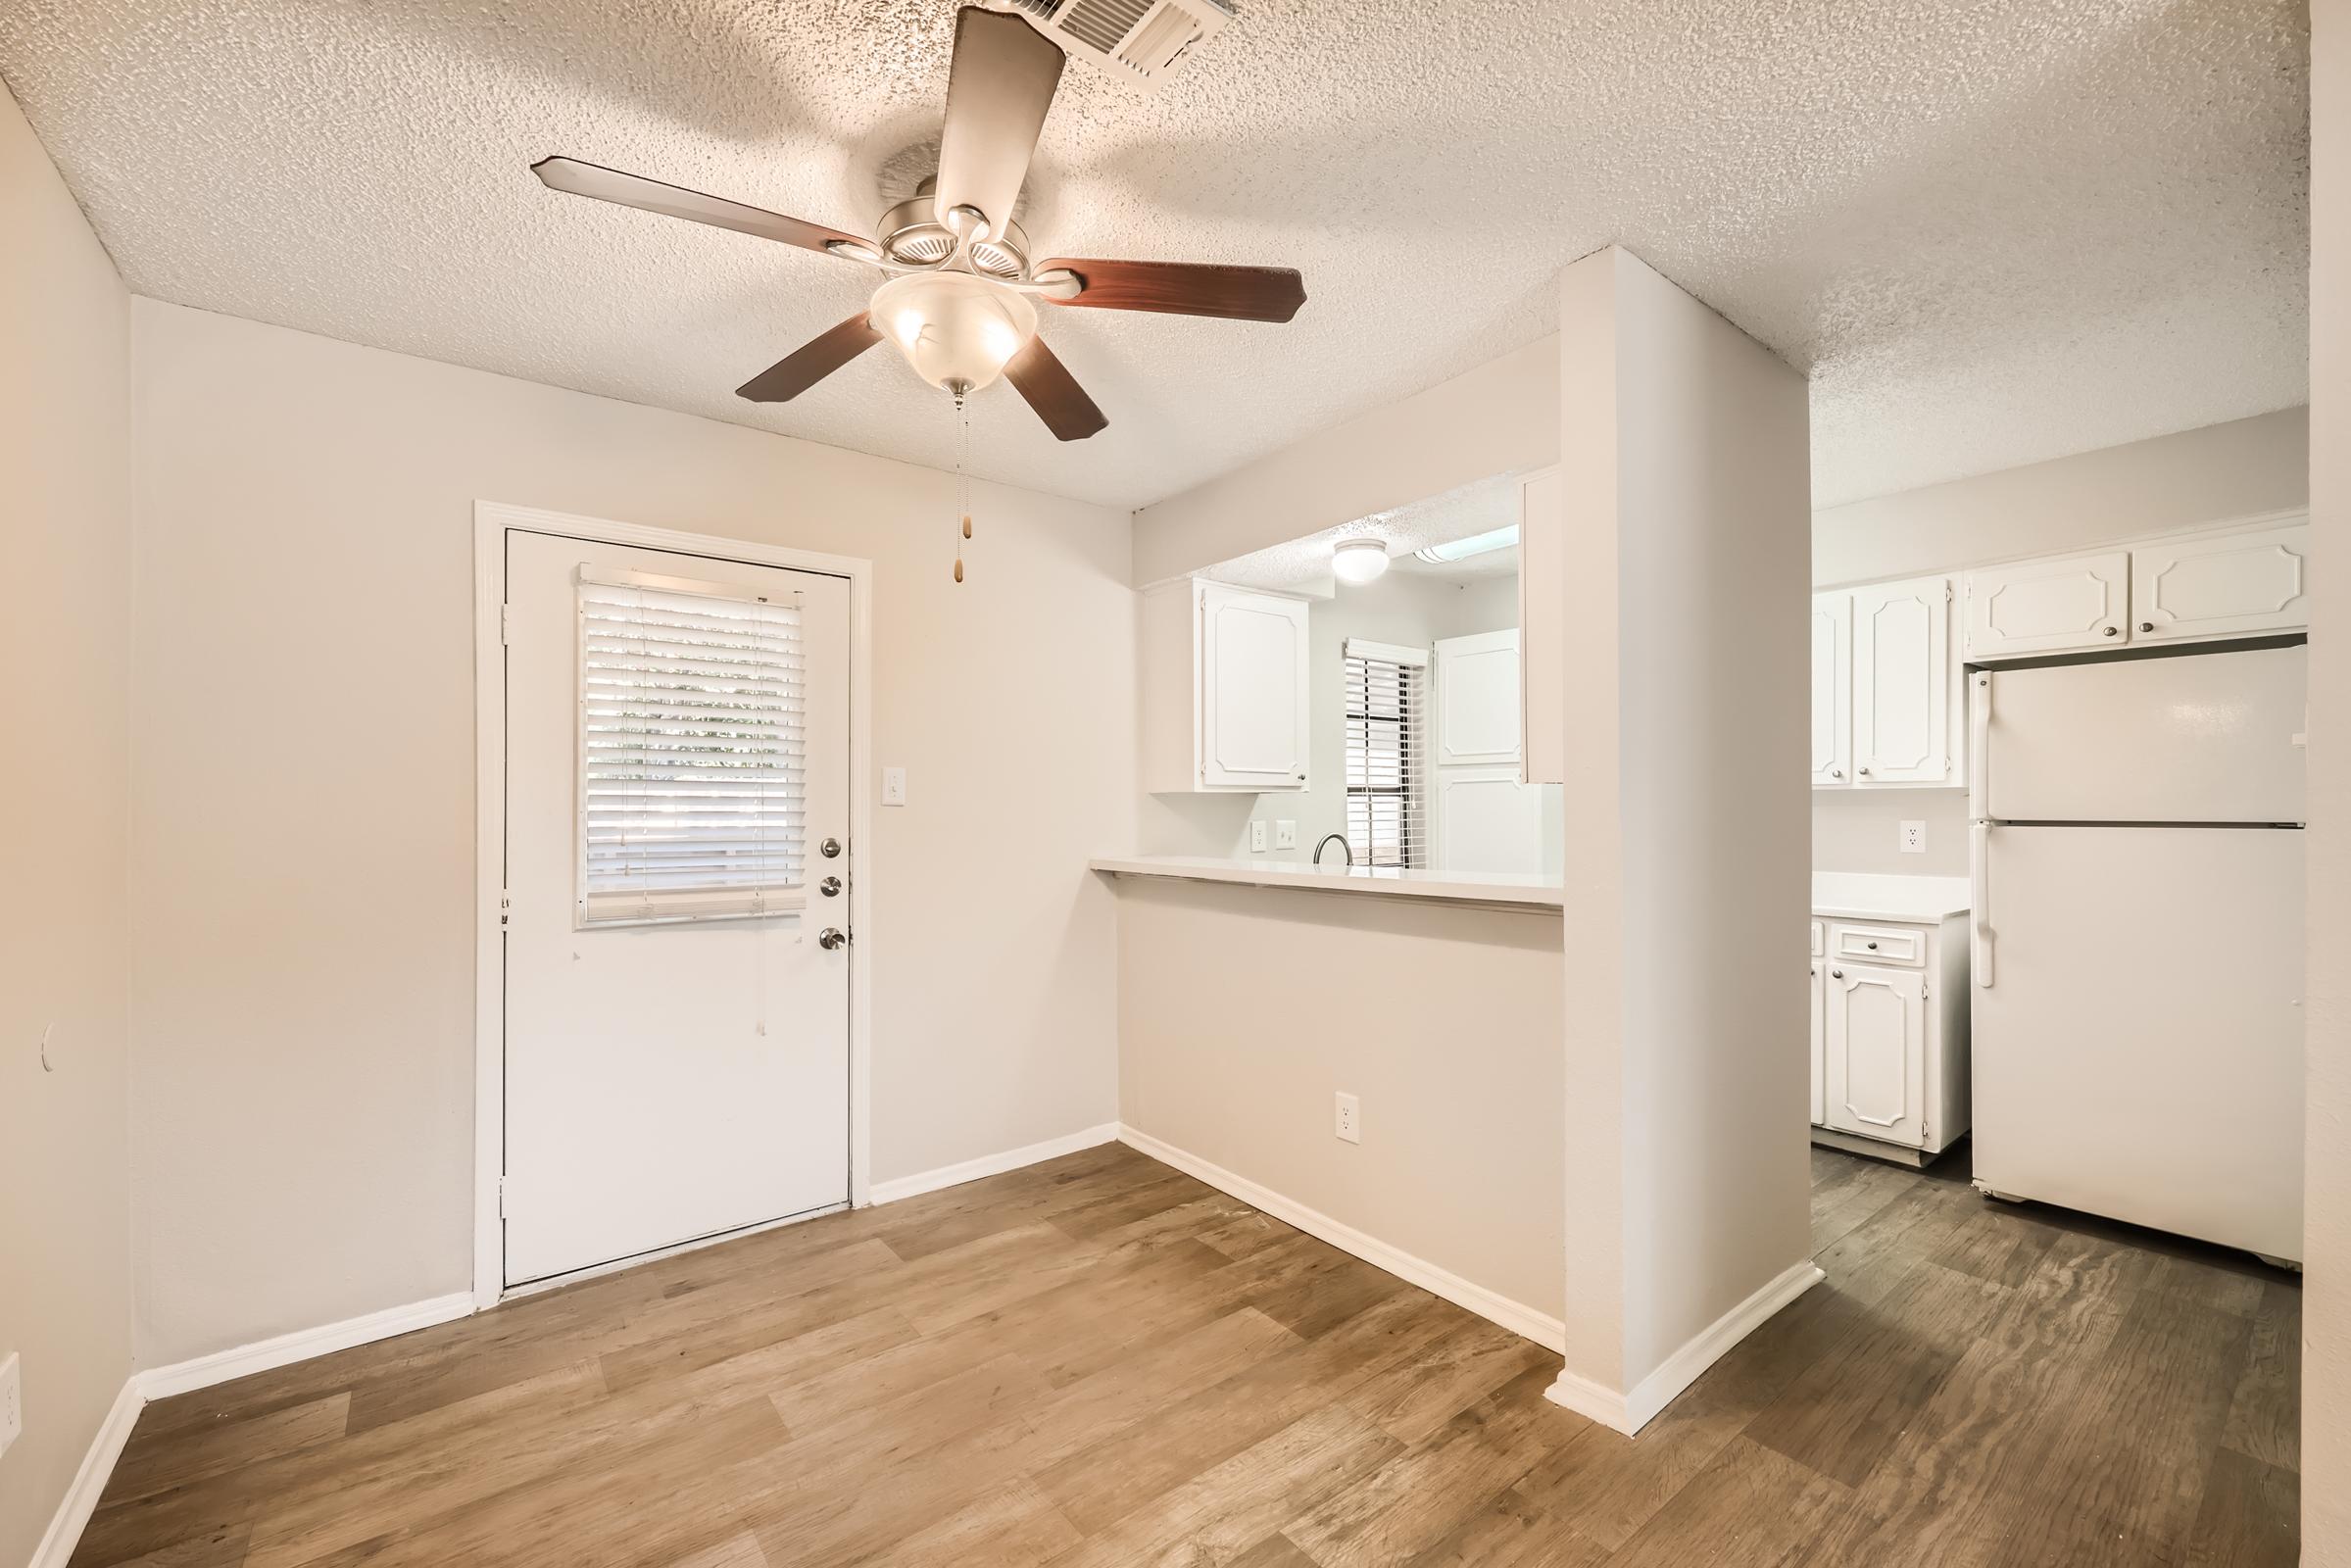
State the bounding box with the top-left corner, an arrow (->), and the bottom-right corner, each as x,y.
502,529 -> 853,1288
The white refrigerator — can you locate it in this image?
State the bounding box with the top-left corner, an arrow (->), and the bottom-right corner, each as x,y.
1968,643 -> 2306,1264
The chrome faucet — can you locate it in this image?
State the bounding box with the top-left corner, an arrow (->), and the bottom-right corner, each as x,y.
1313,833 -> 1353,867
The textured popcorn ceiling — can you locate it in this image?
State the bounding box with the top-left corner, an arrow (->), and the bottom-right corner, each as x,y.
0,0 -> 2308,511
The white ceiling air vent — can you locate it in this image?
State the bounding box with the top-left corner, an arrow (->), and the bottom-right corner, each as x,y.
989,0 -> 1236,90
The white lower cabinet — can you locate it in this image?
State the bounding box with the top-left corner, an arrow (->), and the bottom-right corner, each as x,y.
1808,909 -> 1970,1163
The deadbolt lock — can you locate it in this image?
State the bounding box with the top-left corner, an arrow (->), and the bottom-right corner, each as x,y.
819,837 -> 842,858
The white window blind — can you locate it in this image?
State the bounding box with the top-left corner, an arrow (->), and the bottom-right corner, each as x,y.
577,572 -> 808,926
1344,640 -> 1429,869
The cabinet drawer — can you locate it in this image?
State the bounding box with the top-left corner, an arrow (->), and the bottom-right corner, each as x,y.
1829,923 -> 1926,967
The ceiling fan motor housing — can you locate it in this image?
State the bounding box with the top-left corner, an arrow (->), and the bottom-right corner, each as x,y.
875,194 -> 1030,278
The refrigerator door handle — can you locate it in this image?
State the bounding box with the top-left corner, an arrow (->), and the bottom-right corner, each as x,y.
1969,670 -> 1992,807
1971,820 -> 1992,988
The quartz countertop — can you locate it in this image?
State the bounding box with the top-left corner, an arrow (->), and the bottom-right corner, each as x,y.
1812,872 -> 1971,922
1089,855 -> 1564,910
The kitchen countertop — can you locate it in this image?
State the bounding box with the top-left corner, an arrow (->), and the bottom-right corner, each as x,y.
1089,855 -> 1565,910
1812,872 -> 1971,922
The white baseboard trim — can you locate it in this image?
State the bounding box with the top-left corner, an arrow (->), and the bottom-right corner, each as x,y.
28,1374 -> 143,1568
1544,1257 -> 1825,1436
137,1292 -> 477,1402
867,1122 -> 1121,1206
1116,1124 -> 1568,1353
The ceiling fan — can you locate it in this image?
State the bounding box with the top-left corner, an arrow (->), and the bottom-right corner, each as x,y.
531,5 -> 1306,443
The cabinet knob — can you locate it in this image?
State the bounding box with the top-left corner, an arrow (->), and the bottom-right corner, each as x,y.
2139,621 -> 2154,633
1866,941 -> 1879,950
1831,768 -> 1843,779
1832,968 -> 1844,980
1858,766 -> 1871,777
2102,625 -> 2120,637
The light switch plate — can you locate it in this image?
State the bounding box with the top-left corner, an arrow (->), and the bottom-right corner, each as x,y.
881,766 -> 906,807
0,1350 -> 21,1459
1335,1092 -> 1361,1144
1249,820 -> 1268,853
1274,819 -> 1297,849
1899,819 -> 1927,855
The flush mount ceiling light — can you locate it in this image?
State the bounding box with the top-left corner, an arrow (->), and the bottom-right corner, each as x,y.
1331,538 -> 1392,585
1414,524 -> 1519,564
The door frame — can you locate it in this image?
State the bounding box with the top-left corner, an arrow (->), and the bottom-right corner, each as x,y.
470,500 -> 876,1309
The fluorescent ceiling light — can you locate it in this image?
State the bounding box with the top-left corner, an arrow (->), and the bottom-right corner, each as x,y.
1414,524 -> 1519,564
1331,537 -> 1391,584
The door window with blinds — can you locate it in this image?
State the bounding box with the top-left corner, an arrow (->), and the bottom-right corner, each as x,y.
576,569 -> 808,925
1343,639 -> 1429,868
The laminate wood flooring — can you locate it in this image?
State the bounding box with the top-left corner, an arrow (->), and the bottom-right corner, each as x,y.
72,1142 -> 2299,1567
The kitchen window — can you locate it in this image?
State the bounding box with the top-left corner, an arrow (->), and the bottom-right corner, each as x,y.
1343,640 -> 1429,868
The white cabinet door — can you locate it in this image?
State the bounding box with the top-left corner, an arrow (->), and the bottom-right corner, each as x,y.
1824,962 -> 1926,1147
2130,521 -> 2310,644
1432,764 -> 1545,874
1808,960 -> 1826,1126
1518,467 -> 1564,787
1200,584 -> 1310,791
1852,576 -> 1949,784
1963,551 -> 2130,659
1810,592 -> 1852,787
1435,629 -> 1523,766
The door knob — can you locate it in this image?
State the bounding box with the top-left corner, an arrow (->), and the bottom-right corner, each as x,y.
819,876 -> 842,898
818,928 -> 848,951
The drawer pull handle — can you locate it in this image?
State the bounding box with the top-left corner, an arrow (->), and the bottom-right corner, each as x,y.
1866,941 -> 1879,950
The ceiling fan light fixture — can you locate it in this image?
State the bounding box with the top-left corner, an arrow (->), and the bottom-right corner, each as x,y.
1331,537 -> 1391,585
870,271 -> 1039,394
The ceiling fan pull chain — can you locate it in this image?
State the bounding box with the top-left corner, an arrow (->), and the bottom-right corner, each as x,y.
953,393 -> 972,584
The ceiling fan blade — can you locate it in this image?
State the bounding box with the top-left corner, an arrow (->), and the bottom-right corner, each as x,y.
1004,334 -> 1107,441
736,314 -> 885,403
933,8 -> 1064,237
533,157 -> 871,258
1037,259 -> 1306,322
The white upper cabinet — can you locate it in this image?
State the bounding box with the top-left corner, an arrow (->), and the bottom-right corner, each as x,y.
1435,629 -> 1524,766
2130,520 -> 2309,644
1811,593 -> 1852,786
1140,579 -> 1310,793
1851,576 -> 1950,784
1963,550 -> 2130,660
1517,466 -> 1565,787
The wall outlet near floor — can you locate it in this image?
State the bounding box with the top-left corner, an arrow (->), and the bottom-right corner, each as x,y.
1899,819 -> 1927,855
0,1350 -> 21,1459
1249,820 -> 1268,853
881,766 -> 907,807
1335,1092 -> 1361,1144
1274,819 -> 1297,850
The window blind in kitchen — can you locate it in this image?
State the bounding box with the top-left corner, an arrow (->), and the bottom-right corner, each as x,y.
1344,639 -> 1429,869
576,571 -> 808,925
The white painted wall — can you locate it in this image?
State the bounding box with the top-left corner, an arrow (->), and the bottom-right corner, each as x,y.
2304,2 -> 2347,1558
1114,878 -> 1567,1329
0,79 -> 135,1565
126,300 -> 1137,1367
1809,408 -> 2308,877
1139,570 -> 1532,864
1553,247 -> 1815,1407
1131,335 -> 1560,587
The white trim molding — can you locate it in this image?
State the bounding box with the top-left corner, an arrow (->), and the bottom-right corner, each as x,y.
138,1294 -> 476,1401
470,501 -> 877,1309
869,1123 -> 1121,1206
28,1376 -> 142,1568
1116,1125 -> 1568,1353
1544,1258 -> 1825,1436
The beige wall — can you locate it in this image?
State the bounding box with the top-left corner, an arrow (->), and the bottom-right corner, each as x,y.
126,300 -> 1136,1366
2305,0 -> 2347,1558
0,81 -> 135,1564
1130,335 -> 1560,587
1554,248 -> 1815,1399
1114,878 -> 1567,1325
1809,408 -> 2309,877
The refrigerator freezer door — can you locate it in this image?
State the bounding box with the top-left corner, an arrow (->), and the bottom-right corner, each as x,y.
1973,824 -> 2304,1261
1979,645 -> 2306,824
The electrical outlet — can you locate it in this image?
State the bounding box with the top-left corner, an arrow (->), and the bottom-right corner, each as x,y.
1249,820 -> 1268,853
1335,1092 -> 1360,1144
881,766 -> 907,807
1274,819 -> 1297,850
1899,819 -> 1927,855
0,1351 -> 21,1459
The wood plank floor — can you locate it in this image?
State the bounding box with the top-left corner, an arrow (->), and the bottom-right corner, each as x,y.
73,1142 -> 2300,1568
